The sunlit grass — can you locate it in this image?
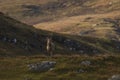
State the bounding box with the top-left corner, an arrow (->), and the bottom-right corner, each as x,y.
0,54 -> 120,80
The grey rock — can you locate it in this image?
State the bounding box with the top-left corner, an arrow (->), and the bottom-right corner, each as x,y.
28,61 -> 56,72
81,60 -> 91,66
79,50 -> 84,53
108,75 -> 120,80
13,38 -> 17,44
3,37 -> 7,41
49,68 -> 54,71
77,69 -> 85,73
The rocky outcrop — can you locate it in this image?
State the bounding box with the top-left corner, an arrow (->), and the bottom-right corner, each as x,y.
108,75 -> 120,80
81,60 -> 91,66
28,61 -> 56,72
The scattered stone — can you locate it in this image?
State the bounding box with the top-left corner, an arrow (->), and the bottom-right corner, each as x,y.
49,68 -> 54,71
8,38 -> 11,42
79,50 -> 84,53
92,24 -> 97,27
93,50 -> 98,53
13,38 -> 17,44
109,2 -> 112,5
108,75 -> 120,80
77,69 -> 85,73
28,61 -> 56,72
53,35 -> 100,54
3,37 -> 7,41
81,60 -> 91,66
69,47 -> 73,51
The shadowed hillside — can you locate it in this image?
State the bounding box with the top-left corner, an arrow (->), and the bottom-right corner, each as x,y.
0,12 -> 120,56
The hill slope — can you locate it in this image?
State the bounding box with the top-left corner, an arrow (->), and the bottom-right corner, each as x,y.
35,11 -> 120,40
0,0 -> 120,40
0,12 -> 120,56
0,0 -> 120,24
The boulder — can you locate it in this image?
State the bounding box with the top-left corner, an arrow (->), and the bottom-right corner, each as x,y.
81,60 -> 91,66
28,61 -> 56,72
77,69 -> 85,73
12,38 -> 17,44
108,75 -> 120,80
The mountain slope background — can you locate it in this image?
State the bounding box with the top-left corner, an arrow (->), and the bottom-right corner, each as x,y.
0,0 -> 120,40
1,12 -> 120,56
0,0 -> 120,24
0,1 -> 120,80
35,11 -> 120,40
0,0 -> 120,56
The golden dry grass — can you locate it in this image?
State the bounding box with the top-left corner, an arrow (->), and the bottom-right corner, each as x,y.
0,0 -> 120,25
34,11 -> 120,39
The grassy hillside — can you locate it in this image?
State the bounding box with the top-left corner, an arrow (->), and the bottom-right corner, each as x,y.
0,1 -> 120,79
0,0 -> 120,24
0,55 -> 120,80
0,12 -> 51,55
35,11 -> 120,40
0,12 -> 120,56
0,0 -> 120,40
